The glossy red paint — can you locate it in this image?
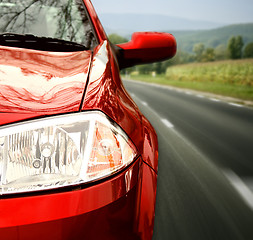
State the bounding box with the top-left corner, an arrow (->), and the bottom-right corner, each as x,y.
0,113 -> 42,126
141,116 -> 159,173
117,32 -> 177,67
0,187 -> 141,240
0,159 -> 141,228
83,0 -> 107,42
82,41 -> 144,151
81,40 -> 159,239
82,41 -> 158,171
108,40 -> 159,172
0,160 -> 142,240
138,163 -> 158,240
0,45 -> 91,114
0,0 -> 176,239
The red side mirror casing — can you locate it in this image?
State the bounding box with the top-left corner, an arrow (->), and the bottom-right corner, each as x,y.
116,32 -> 177,69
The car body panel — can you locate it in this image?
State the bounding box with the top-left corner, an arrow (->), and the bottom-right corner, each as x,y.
82,40 -> 158,172
0,45 -> 91,114
0,1 -> 159,239
137,162 -> 158,240
0,159 -> 157,240
0,162 -> 142,240
83,0 -> 107,42
0,159 -> 141,228
0,113 -> 41,126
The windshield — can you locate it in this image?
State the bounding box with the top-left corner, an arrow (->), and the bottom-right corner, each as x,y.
0,0 -> 97,49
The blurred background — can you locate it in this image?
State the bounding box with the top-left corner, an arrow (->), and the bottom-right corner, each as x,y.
92,1 -> 253,239
92,0 -> 253,102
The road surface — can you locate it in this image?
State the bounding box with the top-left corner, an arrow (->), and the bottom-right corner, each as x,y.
123,79 -> 253,240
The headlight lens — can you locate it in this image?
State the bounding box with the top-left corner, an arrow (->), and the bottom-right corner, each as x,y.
0,112 -> 137,195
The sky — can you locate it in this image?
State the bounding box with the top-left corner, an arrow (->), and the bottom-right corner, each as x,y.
91,0 -> 253,24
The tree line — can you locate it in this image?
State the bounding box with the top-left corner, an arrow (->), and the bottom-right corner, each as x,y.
108,33 -> 253,75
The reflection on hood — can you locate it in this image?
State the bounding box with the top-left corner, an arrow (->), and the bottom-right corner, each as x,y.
0,46 -> 91,113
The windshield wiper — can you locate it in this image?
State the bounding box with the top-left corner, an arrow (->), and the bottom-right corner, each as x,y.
0,33 -> 88,52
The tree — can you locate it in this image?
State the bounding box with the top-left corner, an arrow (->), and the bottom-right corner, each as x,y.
193,43 -> 215,62
108,34 -> 128,44
167,50 -> 194,65
215,44 -> 227,60
227,35 -> 244,59
153,62 -> 163,75
193,43 -> 205,62
137,64 -> 153,75
243,42 -> 253,58
202,48 -> 215,62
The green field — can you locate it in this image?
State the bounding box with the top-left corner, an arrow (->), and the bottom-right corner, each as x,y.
129,59 -> 253,101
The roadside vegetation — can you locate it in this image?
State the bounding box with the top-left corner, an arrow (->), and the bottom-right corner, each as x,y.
130,59 -> 253,101
109,32 -> 253,101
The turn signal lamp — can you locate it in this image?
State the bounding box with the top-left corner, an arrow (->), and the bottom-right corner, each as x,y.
0,112 -> 137,195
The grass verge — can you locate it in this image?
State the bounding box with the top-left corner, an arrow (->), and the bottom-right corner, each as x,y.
128,59 -> 253,101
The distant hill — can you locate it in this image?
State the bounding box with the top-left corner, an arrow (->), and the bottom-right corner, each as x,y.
100,13 -> 225,33
100,13 -> 253,54
170,23 -> 253,52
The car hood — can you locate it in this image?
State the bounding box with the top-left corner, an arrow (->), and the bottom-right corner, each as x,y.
0,45 -> 92,125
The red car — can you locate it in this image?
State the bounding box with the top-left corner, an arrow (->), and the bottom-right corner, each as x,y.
0,0 -> 176,239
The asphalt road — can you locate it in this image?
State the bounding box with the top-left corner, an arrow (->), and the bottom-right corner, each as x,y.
123,79 -> 253,240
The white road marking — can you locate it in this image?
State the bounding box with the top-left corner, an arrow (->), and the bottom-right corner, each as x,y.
210,98 -> 220,102
223,169 -> 253,210
124,79 -> 253,108
229,103 -> 243,108
186,91 -> 192,95
161,119 -> 174,128
130,93 -> 175,130
140,101 -> 148,106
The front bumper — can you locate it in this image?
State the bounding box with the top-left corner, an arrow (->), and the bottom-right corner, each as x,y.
0,158 -> 143,240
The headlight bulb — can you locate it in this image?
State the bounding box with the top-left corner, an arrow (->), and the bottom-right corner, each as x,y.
41,142 -> 55,158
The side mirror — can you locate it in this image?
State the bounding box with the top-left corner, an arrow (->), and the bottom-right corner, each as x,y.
115,32 -> 177,69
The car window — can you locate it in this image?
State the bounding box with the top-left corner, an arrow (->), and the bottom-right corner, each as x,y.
0,0 -> 97,49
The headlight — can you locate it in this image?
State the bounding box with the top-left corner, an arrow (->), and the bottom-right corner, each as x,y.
0,111 -> 138,195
